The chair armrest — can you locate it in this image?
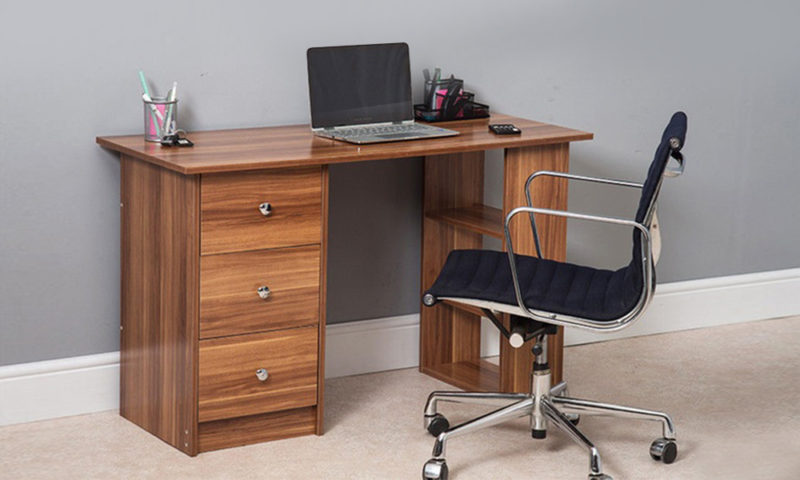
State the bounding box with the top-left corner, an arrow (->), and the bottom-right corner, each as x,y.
525,171 -> 644,192
503,206 -> 653,331
507,206 -> 650,232
523,171 -> 644,258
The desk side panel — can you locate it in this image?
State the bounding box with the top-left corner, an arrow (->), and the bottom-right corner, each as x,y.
120,156 -> 200,455
501,144 -> 569,392
420,152 -> 484,371
316,166 -> 329,434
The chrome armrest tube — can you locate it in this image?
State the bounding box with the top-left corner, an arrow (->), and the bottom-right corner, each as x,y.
523,171 -> 644,258
503,206 -> 654,332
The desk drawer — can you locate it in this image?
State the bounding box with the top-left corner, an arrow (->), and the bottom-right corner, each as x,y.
200,245 -> 320,339
199,326 -> 318,423
201,167 -> 322,255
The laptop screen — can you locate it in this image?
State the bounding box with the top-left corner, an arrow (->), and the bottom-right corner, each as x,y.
307,43 -> 412,129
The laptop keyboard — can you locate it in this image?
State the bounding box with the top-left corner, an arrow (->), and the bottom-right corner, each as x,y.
334,124 -> 431,138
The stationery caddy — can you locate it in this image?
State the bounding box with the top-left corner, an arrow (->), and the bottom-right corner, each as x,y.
414,75 -> 490,122
414,97 -> 490,122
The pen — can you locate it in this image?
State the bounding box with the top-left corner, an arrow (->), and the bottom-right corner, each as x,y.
430,67 -> 442,109
163,81 -> 177,135
423,68 -> 431,107
142,94 -> 165,123
138,71 -> 162,138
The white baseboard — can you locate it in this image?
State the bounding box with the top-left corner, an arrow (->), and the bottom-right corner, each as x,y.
325,314 -> 420,378
1,268 -> 798,427
0,352 -> 119,426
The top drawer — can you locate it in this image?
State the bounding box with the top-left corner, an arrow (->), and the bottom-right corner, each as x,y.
201,167 -> 323,255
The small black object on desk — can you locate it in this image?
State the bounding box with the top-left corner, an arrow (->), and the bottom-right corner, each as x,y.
489,124 -> 521,135
160,130 -> 194,147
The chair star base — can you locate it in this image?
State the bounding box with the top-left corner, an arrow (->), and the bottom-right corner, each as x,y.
421,339 -> 676,480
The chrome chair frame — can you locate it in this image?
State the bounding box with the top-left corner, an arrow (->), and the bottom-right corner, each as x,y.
422,147 -> 685,480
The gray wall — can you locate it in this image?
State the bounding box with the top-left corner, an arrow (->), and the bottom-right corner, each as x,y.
2,1 -> 798,366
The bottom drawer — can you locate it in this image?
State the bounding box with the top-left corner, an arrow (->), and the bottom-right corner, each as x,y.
199,326 -> 318,423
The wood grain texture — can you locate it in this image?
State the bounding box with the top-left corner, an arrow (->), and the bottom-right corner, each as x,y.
315,166 -> 329,434
198,327 -> 318,423
200,246 -> 320,339
119,156 -> 199,455
200,167 -> 322,255
198,407 -> 317,453
420,152 -> 485,373
442,299 -> 485,318
420,360 -> 500,393
426,203 -> 503,239
501,144 -> 569,392
97,114 -> 593,174
107,115 -> 591,455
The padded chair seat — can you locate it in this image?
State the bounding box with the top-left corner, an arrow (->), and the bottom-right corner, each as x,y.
426,250 -> 643,322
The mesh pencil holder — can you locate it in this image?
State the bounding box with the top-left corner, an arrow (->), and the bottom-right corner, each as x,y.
143,97 -> 178,142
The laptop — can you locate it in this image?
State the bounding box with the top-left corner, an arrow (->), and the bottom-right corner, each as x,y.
306,43 -> 459,144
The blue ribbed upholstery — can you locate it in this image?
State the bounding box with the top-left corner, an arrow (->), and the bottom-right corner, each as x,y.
425,112 -> 687,323
426,250 -> 640,321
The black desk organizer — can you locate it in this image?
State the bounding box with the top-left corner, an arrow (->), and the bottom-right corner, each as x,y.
415,77 -> 490,122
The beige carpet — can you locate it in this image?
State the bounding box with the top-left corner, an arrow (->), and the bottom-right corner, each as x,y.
1,316 -> 799,479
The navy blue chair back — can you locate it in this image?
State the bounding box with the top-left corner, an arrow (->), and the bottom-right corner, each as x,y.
627,111 -> 687,302
635,111 -> 687,225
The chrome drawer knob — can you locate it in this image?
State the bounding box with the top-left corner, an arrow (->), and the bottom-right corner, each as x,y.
255,368 -> 270,382
257,286 -> 271,299
258,202 -> 272,217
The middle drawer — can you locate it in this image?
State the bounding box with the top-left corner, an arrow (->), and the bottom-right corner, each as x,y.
200,245 -> 321,339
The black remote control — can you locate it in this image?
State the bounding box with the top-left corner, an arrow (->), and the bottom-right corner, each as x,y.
489,124 -> 521,135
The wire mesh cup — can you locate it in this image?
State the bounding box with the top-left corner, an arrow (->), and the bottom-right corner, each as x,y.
143,97 -> 178,142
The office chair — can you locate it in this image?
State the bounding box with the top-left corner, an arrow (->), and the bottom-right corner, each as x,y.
420,112 -> 687,480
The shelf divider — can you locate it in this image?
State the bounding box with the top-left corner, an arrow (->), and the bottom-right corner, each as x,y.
426,203 -> 504,239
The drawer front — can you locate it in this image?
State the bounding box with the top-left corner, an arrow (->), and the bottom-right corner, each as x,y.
200,245 -> 320,339
199,326 -> 319,423
201,167 -> 322,255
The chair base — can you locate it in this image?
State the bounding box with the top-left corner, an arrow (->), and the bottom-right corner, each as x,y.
421,362 -> 676,480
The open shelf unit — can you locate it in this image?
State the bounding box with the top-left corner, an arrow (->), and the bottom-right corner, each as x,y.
420,146 -> 570,394
422,204 -> 504,392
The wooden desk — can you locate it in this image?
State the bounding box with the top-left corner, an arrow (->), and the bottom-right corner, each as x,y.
97,114 -> 592,455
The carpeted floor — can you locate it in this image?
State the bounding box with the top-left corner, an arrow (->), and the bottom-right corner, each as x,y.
1,316 -> 798,479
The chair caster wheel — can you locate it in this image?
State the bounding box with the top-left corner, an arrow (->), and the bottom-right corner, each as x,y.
422,458 -> 448,480
588,474 -> 612,480
426,414 -> 450,437
650,437 -> 678,464
566,413 -> 580,425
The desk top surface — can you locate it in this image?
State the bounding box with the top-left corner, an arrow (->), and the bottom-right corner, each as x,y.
97,114 -> 592,174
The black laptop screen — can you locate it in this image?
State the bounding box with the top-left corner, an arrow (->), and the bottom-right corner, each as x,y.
307,43 -> 412,129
